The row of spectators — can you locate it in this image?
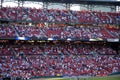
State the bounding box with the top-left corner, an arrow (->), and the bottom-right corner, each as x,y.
0,24 -> 16,37
1,55 -> 120,79
0,24 -> 120,39
0,7 -> 120,24
0,43 -> 117,55
0,40 -> 119,79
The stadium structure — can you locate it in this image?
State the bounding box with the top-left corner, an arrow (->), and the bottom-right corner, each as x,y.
0,0 -> 120,80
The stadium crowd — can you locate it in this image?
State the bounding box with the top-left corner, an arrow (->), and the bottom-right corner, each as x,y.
0,24 -> 16,38
0,7 -> 120,24
0,6 -> 120,80
0,43 -> 120,79
0,24 -> 120,39
0,43 -> 117,55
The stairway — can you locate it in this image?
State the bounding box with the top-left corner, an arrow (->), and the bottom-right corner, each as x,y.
0,10 -> 9,20
69,10 -> 79,23
12,26 -> 20,37
45,9 -> 55,22
104,27 -> 115,38
105,13 -> 113,24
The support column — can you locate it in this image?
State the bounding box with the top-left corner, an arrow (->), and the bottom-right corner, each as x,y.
21,1 -> 24,22
18,0 -> 21,7
1,0 -> 3,8
43,2 -> 48,9
88,4 -> 94,11
66,3 -> 70,10
111,6 -> 116,12
117,6 -> 120,12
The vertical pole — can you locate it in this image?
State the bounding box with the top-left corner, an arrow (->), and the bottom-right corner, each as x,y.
1,0 -> 3,8
111,5 -> 116,12
21,0 -> 24,23
66,3 -> 70,10
18,0 -> 20,7
43,2 -> 48,9
17,0 -> 20,21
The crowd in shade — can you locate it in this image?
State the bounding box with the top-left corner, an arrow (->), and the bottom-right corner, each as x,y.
0,43 -> 117,55
0,43 -> 120,79
0,7 -> 120,24
0,52 -> 120,79
0,24 -> 16,38
0,24 -> 120,39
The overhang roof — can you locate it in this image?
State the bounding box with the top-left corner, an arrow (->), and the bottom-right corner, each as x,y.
19,0 -> 120,6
